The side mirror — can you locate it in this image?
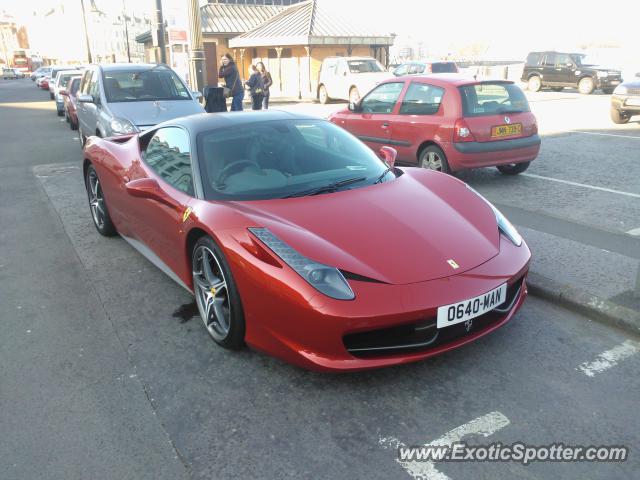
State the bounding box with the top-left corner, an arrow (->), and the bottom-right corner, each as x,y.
77,94 -> 93,103
192,91 -> 203,99
59,90 -> 68,96
125,178 -> 179,209
348,101 -> 362,112
379,146 -> 397,168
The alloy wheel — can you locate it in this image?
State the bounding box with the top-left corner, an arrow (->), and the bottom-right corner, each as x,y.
87,169 -> 106,229
422,151 -> 443,171
193,246 -> 231,342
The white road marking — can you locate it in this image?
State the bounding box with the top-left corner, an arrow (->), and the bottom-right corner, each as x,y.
626,228 -> 640,237
521,173 -> 640,199
578,340 -> 640,377
572,131 -> 640,140
379,411 -> 510,480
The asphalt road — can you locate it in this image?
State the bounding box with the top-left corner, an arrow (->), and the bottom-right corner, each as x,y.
1,79 -> 639,480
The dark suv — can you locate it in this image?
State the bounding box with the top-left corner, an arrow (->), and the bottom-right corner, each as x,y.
521,51 -> 622,94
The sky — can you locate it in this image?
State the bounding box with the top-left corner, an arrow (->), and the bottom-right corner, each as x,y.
2,0 -> 638,62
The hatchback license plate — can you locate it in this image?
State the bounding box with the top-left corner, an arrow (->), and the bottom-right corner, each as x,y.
437,284 -> 507,329
491,123 -> 522,137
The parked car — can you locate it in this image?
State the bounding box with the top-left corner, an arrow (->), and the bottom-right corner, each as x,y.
37,76 -> 49,89
82,110 -> 530,371
329,74 -> 540,175
393,61 -> 459,76
48,66 -> 74,99
31,67 -> 50,81
53,69 -> 82,116
2,68 -> 23,79
521,51 -> 622,94
610,73 -> 640,124
61,76 -> 82,130
317,56 -> 393,104
76,63 -> 204,144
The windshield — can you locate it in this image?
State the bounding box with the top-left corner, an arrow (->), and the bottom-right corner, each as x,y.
69,78 -> 81,95
347,60 -> 385,73
459,82 -> 530,117
196,119 -> 392,201
58,73 -> 79,87
102,67 -> 191,102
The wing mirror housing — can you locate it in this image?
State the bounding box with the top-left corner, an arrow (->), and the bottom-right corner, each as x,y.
379,146 -> 397,168
77,94 -> 94,103
192,91 -> 203,99
125,178 -> 180,209
348,101 -> 362,112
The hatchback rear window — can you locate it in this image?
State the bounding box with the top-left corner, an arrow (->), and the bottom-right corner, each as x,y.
459,83 -> 530,117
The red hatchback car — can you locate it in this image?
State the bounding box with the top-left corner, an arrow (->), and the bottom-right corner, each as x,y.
61,76 -> 82,130
329,74 -> 540,175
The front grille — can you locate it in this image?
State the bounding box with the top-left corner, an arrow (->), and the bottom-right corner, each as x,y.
344,277 -> 524,358
626,89 -> 640,96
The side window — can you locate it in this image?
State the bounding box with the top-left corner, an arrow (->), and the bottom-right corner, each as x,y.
88,72 -> 100,100
543,53 -> 556,67
360,82 -> 404,114
555,54 -> 571,67
80,70 -> 92,95
143,127 -> 194,195
408,64 -> 424,74
399,82 -> 445,115
322,59 -> 337,76
336,60 -> 348,76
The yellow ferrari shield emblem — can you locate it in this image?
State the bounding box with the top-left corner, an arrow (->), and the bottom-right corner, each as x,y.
182,207 -> 193,223
447,259 -> 460,270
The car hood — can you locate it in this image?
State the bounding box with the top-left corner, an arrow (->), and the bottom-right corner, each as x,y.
108,100 -> 205,128
234,169 -> 500,285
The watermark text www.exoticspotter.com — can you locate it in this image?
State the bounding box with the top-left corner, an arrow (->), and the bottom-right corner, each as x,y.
398,442 -> 628,466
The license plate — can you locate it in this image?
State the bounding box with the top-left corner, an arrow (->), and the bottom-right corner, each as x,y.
491,123 -> 522,138
626,98 -> 640,106
437,284 -> 507,329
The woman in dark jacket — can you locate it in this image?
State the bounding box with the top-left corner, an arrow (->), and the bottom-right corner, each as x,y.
245,65 -> 265,110
218,53 -> 243,111
256,62 -> 272,109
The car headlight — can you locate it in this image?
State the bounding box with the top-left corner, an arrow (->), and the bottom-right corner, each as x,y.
613,84 -> 628,95
466,185 -> 522,247
110,117 -> 138,135
597,71 -> 608,78
249,227 -> 355,300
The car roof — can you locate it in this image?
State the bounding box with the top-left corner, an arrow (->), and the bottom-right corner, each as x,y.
155,110 -> 321,135
390,73 -> 512,87
93,63 -> 169,72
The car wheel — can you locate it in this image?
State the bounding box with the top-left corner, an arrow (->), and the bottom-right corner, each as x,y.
192,236 -> 245,350
85,164 -> 117,236
610,107 -> 630,124
49,92 -> 54,100
602,88 -> 614,95
419,145 -> 451,174
318,85 -> 329,104
551,87 -> 564,92
79,132 -> 86,148
349,87 -> 360,104
70,119 -> 78,131
527,76 -> 541,92
578,77 -> 595,94
497,162 -> 530,175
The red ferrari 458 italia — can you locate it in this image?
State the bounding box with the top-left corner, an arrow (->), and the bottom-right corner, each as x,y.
82,111 -> 531,372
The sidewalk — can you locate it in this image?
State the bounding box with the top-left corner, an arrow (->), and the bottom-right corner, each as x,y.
519,225 -> 640,334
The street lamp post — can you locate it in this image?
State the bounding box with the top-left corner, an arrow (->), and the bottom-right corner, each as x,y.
123,0 -> 131,63
155,0 -> 166,64
187,0 -> 205,93
80,0 -> 93,63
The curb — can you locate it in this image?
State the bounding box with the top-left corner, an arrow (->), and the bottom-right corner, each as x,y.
527,271 -> 640,336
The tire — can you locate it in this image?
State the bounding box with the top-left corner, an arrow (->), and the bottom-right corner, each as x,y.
551,87 -> 564,92
527,76 -> 541,92
85,164 -> 117,236
602,88 -> 614,95
57,108 -> 64,117
79,131 -> 86,149
610,107 -> 630,124
318,85 -> 329,104
349,86 -> 360,104
192,236 -> 245,350
578,77 -> 595,95
419,145 -> 451,174
70,118 -> 78,131
49,92 -> 54,100
496,162 -> 530,175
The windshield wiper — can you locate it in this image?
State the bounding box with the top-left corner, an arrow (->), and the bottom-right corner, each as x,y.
283,176 -> 367,198
374,167 -> 394,184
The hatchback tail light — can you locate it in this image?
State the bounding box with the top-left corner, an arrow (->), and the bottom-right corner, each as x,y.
453,118 -> 476,143
425,64 -> 432,74
532,118 -> 538,135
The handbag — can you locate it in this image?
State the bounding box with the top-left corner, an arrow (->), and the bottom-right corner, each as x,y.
223,73 -> 239,99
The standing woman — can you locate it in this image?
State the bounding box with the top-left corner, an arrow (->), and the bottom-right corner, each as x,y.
245,65 -> 265,110
256,61 -> 272,109
218,53 -> 243,111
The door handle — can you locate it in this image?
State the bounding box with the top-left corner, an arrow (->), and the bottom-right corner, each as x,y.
381,122 -> 389,128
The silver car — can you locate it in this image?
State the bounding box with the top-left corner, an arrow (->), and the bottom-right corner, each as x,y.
54,70 -> 82,116
77,63 -> 204,144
